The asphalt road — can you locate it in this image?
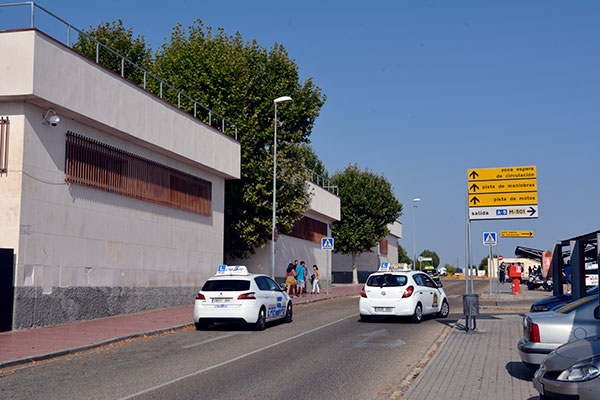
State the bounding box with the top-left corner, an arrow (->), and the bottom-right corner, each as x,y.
0,279 -> 487,400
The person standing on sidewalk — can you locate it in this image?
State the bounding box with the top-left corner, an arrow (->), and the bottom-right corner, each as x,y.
311,265 -> 320,294
499,262 -> 506,284
285,263 -> 297,297
296,261 -> 307,296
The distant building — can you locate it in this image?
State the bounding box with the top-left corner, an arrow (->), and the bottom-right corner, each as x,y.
332,221 -> 403,283
0,29 -> 240,329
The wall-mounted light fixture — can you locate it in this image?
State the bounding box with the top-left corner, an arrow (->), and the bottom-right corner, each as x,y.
42,109 -> 61,126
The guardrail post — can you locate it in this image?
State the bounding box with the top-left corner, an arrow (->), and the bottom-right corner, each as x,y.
96,42 -> 99,63
30,2 -> 34,28
159,81 -> 163,98
67,25 -> 70,47
121,57 -> 125,77
209,111 -> 212,126
143,71 -> 146,89
222,119 -> 224,133
235,126 -> 238,140
178,92 -> 180,108
194,102 -> 197,117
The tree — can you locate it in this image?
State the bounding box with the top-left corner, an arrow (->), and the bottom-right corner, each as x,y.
75,20 -> 326,260
73,20 -> 152,85
331,164 -> 403,283
418,250 -> 440,268
479,255 -> 497,272
398,243 -> 412,264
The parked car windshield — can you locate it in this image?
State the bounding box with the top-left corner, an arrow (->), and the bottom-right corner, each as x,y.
366,274 -> 407,287
202,279 -> 250,291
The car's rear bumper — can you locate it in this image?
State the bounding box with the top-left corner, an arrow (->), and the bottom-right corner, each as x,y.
518,338 -> 555,365
194,301 -> 260,324
359,297 -> 416,316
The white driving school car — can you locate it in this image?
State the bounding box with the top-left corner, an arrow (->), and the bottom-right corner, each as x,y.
194,265 -> 293,331
359,264 -> 449,323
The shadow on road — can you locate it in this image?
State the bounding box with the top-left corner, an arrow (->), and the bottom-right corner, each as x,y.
505,361 -> 535,382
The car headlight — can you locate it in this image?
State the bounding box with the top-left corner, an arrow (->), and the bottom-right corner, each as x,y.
557,358 -> 600,382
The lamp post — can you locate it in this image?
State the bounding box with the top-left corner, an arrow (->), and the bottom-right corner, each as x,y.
272,96 -> 292,279
412,198 -> 421,270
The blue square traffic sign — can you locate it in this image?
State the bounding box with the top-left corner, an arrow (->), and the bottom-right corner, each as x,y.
321,237 -> 334,250
483,232 -> 497,246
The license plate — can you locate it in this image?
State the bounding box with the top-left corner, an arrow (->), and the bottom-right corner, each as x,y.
215,304 -> 228,308
532,379 -> 544,395
212,298 -> 230,303
375,307 -> 393,312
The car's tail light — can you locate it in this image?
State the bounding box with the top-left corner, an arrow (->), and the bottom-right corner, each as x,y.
238,292 -> 256,300
360,286 -> 367,298
402,286 -> 414,298
195,293 -> 206,300
528,321 -> 540,342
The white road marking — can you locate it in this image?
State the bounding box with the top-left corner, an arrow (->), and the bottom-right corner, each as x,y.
448,294 -> 460,299
352,329 -> 406,348
120,314 -> 356,400
182,332 -> 247,349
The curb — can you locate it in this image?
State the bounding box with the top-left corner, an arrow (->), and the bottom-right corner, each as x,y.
0,323 -> 192,370
0,291 -> 359,370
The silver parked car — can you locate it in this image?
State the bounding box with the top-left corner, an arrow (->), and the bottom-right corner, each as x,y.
533,335 -> 600,400
518,295 -> 600,367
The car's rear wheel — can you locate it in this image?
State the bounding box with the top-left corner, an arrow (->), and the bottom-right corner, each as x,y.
411,303 -> 423,323
360,314 -> 371,322
438,299 -> 449,318
254,307 -> 266,331
195,321 -> 209,330
285,303 -> 293,323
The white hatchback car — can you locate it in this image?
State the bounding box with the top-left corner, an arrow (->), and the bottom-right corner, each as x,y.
194,265 -> 293,330
359,264 -> 449,323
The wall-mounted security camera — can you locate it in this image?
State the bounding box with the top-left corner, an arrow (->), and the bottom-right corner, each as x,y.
42,109 -> 61,126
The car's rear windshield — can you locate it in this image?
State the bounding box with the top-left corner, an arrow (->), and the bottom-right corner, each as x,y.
202,280 -> 250,291
366,274 -> 407,287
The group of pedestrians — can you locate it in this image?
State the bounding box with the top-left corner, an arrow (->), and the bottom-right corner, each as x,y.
285,259 -> 320,298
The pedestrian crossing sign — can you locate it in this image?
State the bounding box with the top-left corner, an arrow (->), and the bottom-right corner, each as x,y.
321,237 -> 334,250
483,232 -> 497,246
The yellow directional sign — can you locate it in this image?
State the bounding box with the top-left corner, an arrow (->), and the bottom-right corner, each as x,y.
468,179 -> 537,194
501,230 -> 534,238
469,192 -> 538,207
468,166 -> 536,182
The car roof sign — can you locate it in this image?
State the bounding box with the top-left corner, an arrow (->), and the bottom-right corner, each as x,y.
378,263 -> 411,272
216,265 -> 249,275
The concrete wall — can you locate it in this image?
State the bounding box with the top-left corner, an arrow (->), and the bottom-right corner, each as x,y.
0,30 -> 241,329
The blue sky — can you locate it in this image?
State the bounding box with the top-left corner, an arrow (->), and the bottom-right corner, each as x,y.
5,1 -> 600,267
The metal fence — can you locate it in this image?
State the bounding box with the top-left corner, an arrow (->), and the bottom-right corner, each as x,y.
309,171 -> 339,196
0,2 -> 238,139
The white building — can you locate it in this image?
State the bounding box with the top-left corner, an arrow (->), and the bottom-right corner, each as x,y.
0,29 -> 240,329
228,182 -> 341,288
332,221 -> 403,283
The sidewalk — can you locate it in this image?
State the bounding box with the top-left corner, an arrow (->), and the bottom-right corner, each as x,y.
0,284 -> 361,369
402,286 -> 547,400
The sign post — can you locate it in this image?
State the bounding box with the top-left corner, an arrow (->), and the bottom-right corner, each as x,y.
321,237 -> 334,295
466,165 -> 539,324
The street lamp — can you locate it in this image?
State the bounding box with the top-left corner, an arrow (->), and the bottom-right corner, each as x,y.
272,96 -> 292,279
412,198 -> 421,270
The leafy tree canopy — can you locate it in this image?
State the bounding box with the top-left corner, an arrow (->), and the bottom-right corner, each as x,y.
74,20 -> 326,260
398,243 -> 412,264
332,164 -> 402,282
418,249 -> 440,268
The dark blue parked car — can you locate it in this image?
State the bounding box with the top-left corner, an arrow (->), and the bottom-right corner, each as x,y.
529,285 -> 599,312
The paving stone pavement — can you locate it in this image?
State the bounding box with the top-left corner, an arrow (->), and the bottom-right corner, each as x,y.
403,315 -> 539,400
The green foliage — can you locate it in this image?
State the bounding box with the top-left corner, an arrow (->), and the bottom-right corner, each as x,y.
444,264 -> 457,275
479,255 -> 497,270
72,20 -> 152,85
151,21 -> 325,259
398,243 -> 412,264
419,249 -> 440,268
332,164 -> 403,256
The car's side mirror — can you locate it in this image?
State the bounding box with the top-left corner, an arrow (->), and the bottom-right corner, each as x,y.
280,283 -> 287,292
437,281 -> 443,288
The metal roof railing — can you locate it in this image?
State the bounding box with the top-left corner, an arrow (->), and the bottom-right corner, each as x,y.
309,170 -> 338,196
0,1 -> 238,139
